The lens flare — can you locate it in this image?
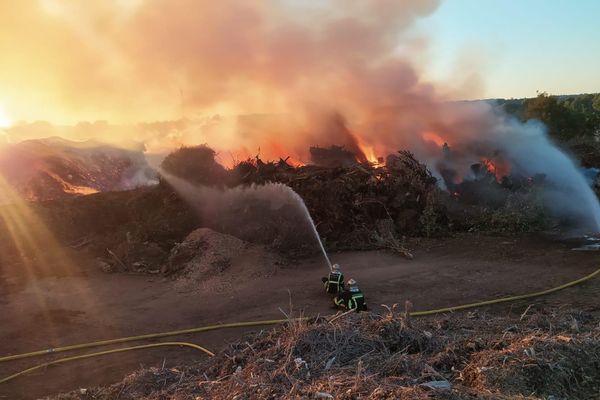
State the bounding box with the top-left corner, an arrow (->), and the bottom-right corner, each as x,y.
0,106 -> 12,128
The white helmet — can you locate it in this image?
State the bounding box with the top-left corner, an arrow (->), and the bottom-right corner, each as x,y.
347,278 -> 357,287
332,264 -> 340,271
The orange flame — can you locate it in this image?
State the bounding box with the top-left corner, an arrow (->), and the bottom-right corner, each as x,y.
422,131 -> 447,147
355,137 -> 379,164
481,158 -> 511,181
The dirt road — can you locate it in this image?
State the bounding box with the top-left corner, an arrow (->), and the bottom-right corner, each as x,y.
1,234 -> 599,399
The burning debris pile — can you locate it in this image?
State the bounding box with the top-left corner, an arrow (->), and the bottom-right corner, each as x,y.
161,145 -> 444,251
0,137 -> 157,202
309,145 -> 365,168
16,139 -> 582,275
442,161 -> 551,234
21,138 -> 598,273
50,307 -> 600,400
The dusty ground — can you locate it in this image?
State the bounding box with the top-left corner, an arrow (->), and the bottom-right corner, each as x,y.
1,233 -> 600,399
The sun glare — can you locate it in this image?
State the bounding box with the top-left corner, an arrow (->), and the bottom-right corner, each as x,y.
0,106 -> 12,128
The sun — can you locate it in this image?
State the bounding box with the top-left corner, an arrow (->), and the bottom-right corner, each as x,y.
0,106 -> 12,128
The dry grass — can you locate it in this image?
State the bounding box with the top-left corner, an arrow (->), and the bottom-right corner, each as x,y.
46,305 -> 600,400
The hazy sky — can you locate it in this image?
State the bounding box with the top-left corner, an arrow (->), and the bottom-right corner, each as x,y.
0,0 -> 599,125
420,0 -> 600,99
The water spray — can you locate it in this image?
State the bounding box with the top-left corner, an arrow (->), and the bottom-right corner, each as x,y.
159,170 -> 333,270
287,189 -> 333,271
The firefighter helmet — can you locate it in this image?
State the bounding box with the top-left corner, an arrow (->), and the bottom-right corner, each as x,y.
332,263 -> 340,271
347,278 -> 357,287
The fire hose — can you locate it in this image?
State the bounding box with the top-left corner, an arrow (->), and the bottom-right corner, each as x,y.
1,265 -> 599,385
0,342 -> 213,385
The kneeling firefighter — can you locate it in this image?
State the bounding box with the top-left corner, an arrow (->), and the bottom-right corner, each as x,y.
334,279 -> 367,312
322,263 -> 344,294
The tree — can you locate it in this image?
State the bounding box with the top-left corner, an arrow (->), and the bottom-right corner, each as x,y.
523,93 -> 585,140
593,93 -> 600,113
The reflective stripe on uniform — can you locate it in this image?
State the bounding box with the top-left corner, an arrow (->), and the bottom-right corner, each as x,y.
328,272 -> 343,285
349,293 -> 364,309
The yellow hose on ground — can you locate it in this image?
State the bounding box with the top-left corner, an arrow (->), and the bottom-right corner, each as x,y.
0,342 -> 214,385
410,265 -> 600,316
0,319 -> 300,363
1,266 -> 599,386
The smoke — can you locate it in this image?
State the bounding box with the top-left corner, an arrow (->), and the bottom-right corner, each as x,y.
2,1 -> 599,231
1,0 -> 470,159
159,171 -> 321,254
487,117 -> 600,232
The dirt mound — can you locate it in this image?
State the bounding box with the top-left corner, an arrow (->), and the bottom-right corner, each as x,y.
164,228 -> 282,292
47,307 -> 600,400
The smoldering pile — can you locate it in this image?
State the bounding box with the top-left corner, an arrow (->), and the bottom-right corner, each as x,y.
160,145 -> 444,254
15,141 -> 562,277
159,143 -> 567,249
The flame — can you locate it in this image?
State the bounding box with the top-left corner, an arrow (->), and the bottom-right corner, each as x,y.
45,171 -> 99,196
481,158 -> 511,181
218,142 -> 306,169
263,141 -> 305,167
362,145 -> 378,164
285,157 -> 305,167
355,136 -> 379,164
422,131 -> 447,147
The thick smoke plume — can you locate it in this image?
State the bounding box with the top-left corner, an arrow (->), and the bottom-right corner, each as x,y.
2,1 -> 599,231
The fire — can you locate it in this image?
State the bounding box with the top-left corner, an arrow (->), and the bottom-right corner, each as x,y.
355,136 -> 379,164
481,158 -> 511,181
362,145 -> 379,164
422,131 -> 447,147
286,157 -> 305,167
263,142 -> 305,167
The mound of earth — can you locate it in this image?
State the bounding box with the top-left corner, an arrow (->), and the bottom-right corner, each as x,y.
163,228 -> 283,292
48,306 -> 600,400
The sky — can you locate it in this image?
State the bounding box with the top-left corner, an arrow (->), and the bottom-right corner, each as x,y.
418,0 -> 600,99
0,0 -> 599,126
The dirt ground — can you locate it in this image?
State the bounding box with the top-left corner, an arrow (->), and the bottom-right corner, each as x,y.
1,233 -> 600,399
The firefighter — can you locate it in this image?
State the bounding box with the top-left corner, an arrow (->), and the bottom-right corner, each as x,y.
321,263 -> 344,294
334,279 -> 367,312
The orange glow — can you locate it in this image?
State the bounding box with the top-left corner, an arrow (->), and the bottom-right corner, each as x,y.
482,158 -> 511,181
362,145 -> 379,164
263,141 -> 306,167
287,157 -> 305,167
355,136 -> 379,164
422,131 -> 447,147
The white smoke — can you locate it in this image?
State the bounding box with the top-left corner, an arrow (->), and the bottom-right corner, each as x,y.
422,106 -> 600,234
158,170 -> 324,253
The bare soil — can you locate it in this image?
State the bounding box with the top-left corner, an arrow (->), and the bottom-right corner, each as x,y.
1,233 -> 599,399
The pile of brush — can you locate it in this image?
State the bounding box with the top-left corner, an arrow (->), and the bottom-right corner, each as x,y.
161,145 -> 446,251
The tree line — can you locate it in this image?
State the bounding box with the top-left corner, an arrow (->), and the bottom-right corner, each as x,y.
496,92 -> 600,141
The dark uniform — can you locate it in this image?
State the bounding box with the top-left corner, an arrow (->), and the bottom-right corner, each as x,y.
322,271 -> 344,294
334,286 -> 367,312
